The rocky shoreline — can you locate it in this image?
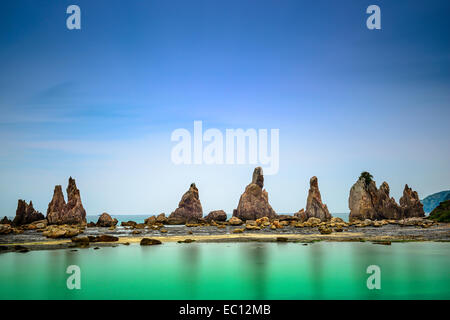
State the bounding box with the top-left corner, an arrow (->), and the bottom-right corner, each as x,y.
1,217 -> 449,253
1,168 -> 449,253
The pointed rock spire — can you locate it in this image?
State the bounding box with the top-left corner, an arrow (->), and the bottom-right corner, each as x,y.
234,167 -> 276,221
168,183 -> 203,224
305,176 -> 332,221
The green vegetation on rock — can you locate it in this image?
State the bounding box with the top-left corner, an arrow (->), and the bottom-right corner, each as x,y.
359,171 -> 373,187
428,200 -> 450,222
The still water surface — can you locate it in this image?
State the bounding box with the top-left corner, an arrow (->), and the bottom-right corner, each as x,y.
0,242 -> 449,299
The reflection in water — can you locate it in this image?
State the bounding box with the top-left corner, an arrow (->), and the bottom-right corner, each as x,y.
240,243 -> 268,299
308,243 -> 324,299
1,242 -> 449,299
180,244 -> 200,297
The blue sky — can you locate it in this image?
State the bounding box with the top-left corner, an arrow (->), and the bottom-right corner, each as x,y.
0,0 -> 449,216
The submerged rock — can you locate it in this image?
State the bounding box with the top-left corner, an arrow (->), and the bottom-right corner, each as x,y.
234,167 -> 276,221
12,200 -> 45,226
47,177 -> 86,225
96,213 -> 118,227
140,238 -> 162,245
305,176 -> 332,221
168,183 -> 203,223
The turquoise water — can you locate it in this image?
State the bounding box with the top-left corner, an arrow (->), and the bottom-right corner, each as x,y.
0,242 -> 449,299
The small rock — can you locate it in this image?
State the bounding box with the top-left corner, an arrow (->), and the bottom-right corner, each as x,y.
140,238 -> 162,246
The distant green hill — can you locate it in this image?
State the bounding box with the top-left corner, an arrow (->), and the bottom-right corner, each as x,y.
421,190 -> 450,213
428,200 -> 450,222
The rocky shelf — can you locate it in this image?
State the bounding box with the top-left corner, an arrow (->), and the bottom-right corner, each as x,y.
1,218 -> 449,253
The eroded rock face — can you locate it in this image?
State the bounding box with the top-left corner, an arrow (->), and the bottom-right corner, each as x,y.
305,176 -> 332,221
96,213 -> 118,227
205,210 -> 227,222
349,176 -> 424,221
12,200 -> 45,226
47,177 -> 87,225
349,177 -> 401,221
234,167 -> 276,221
399,184 -> 425,218
168,183 -> 203,223
294,208 -> 307,222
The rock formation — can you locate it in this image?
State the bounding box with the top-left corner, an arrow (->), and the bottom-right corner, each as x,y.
205,210 -> 227,222
234,167 -> 276,221
305,176 -> 332,221
47,177 -> 86,225
12,200 -> 45,226
294,208 -> 307,222
96,212 -> 118,227
399,184 -> 425,218
1,216 -> 12,225
168,183 -> 203,224
349,173 -> 424,221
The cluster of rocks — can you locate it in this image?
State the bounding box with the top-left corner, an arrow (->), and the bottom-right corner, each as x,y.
0,169 -> 441,242
349,174 -> 425,221
12,200 -> 45,226
0,177 -> 90,238
47,177 -> 86,225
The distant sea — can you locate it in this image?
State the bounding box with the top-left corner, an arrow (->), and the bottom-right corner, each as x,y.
4,213 -> 350,223
85,213 -> 350,223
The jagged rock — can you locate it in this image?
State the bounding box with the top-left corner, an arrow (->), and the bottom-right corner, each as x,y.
399,185 -> 425,218
12,200 -> 45,226
305,177 -> 332,221
234,167 -> 276,221
349,176 -> 400,221
96,213 -> 118,227
349,173 -> 424,221
294,209 -> 307,222
156,213 -> 167,224
145,216 -> 156,225
1,216 -> 11,225
168,183 -> 203,223
47,177 -> 86,225
205,210 -> 227,222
